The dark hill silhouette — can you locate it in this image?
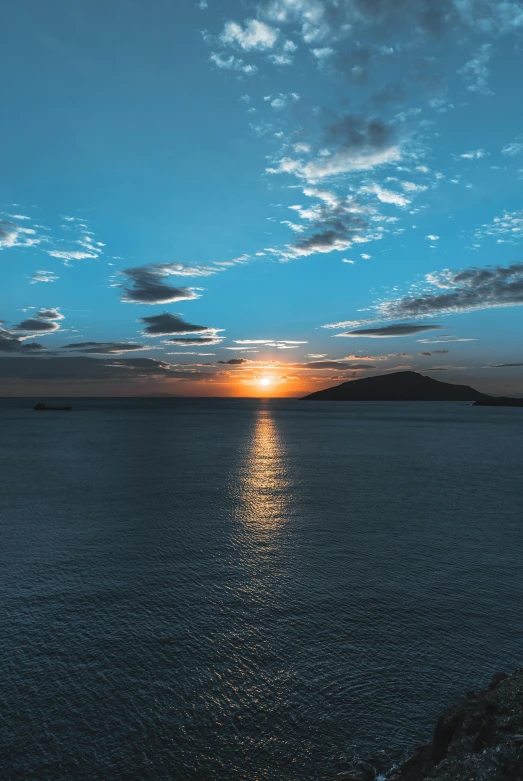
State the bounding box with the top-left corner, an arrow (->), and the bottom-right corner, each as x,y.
302,370 -> 488,401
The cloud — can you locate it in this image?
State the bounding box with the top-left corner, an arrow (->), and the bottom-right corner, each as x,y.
264,92 -> 300,108
117,264 -> 209,304
0,220 -> 19,248
262,0 -> 462,42
485,362 -> 523,368
423,365 -> 467,372
217,358 -> 250,365
268,114 -> 400,181
220,19 -> 279,50
0,357 -> 213,383
312,46 -> 334,59
268,53 -> 293,65
61,342 -> 150,355
47,250 -> 98,261
401,181 -> 428,192
332,46 -> 372,84
302,145 -> 400,182
473,210 -> 523,244
36,308 -> 64,320
0,327 -> 46,354
335,324 -> 443,338
502,142 -> 523,157
370,262 -> 523,320
209,53 -> 258,74
459,43 -> 492,95
417,336 -> 476,343
162,336 -> 224,346
10,306 -> 64,336
460,149 -> 487,160
360,183 -> 410,207
233,339 -> 307,348
30,270 -> 59,284
272,187 -> 377,258
0,220 -> 39,249
371,82 -> 406,106
139,312 -> 221,338
13,318 -> 61,334
299,360 -> 377,369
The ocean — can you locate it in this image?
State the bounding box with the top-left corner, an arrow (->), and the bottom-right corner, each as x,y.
1,398 -> 522,780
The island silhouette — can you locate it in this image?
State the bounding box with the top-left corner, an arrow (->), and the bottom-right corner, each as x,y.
302,370 -> 523,405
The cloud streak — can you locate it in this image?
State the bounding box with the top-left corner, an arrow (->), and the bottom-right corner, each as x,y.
268,114 -> 400,182
333,324 -> 442,338
0,327 -> 46,354
371,263 -> 523,320
61,342 -> 150,355
0,357 -> 214,383
117,264 -> 210,305
139,312 -> 222,338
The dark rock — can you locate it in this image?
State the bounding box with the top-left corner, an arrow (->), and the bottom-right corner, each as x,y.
389,668 -> 523,780
490,672 -> 510,690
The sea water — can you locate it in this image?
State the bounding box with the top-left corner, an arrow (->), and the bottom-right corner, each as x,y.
1,398 -> 522,780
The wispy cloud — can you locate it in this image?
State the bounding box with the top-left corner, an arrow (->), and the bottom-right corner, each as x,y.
459,43 -> 493,95
0,220 -> 40,250
267,114 -> 400,181
366,262 -> 523,321
360,183 -> 410,207
47,250 -> 98,261
234,338 -> 307,348
460,149 -> 488,160
473,210 -> 523,245
162,336 -> 224,346
298,360 -> 377,369
0,357 -> 215,383
30,270 -> 59,284
270,187 -> 377,259
61,342 -> 150,355
484,362 -> 523,368
501,141 -> 523,157
209,52 -> 258,75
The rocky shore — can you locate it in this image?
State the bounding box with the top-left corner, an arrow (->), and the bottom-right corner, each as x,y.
388,669 -> 523,780
344,669 -> 523,781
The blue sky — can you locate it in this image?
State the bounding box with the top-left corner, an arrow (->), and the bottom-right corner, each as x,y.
1,0 -> 522,396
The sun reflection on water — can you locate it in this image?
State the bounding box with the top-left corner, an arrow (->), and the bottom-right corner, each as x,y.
204,403 -> 295,768
234,403 -> 290,534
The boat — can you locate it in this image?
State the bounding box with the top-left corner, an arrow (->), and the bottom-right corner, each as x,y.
34,402 -> 72,411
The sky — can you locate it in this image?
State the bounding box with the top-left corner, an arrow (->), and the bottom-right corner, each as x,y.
1,0 -> 522,397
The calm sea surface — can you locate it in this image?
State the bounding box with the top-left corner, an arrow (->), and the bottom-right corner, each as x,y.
1,398 -> 522,780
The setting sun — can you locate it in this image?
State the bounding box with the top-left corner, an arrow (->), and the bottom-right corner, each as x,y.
260,377 -> 271,387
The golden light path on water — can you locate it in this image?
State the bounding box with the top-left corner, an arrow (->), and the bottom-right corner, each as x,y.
236,403 -> 290,534
207,403 -> 300,774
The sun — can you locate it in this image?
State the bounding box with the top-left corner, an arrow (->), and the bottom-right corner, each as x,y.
260,377 -> 272,387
